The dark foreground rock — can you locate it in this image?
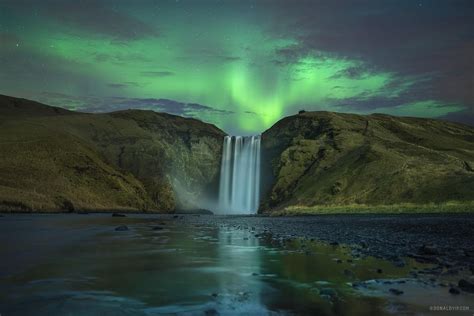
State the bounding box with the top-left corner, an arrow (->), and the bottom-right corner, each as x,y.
389,288 -> 404,295
458,279 -> 474,293
115,225 -> 129,231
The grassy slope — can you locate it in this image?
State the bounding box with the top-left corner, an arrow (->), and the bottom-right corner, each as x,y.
261,111 -> 474,213
0,95 -> 224,212
0,118 -> 153,212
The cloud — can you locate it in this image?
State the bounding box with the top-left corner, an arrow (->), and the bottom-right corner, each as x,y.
141,71 -> 175,77
30,92 -> 234,117
107,83 -> 127,89
269,0 -> 474,116
329,66 -> 372,80
94,52 -> 152,64
441,109 -> 474,127
107,82 -> 142,89
178,47 -> 242,64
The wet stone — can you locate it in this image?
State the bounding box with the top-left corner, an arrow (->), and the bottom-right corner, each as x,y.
418,244 -> 439,256
458,279 -> 474,293
319,288 -> 337,298
449,287 -> 460,295
389,288 -> 403,295
204,308 -> 220,316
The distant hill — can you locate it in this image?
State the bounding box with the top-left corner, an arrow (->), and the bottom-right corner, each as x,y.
261,111 -> 474,212
0,95 -> 224,212
0,94 -> 76,117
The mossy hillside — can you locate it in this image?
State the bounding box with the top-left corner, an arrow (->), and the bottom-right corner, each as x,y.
261,111 -> 474,212
0,95 -> 224,212
0,119 -> 152,212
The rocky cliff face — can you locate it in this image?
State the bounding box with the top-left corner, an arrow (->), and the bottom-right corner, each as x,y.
261,111 -> 474,211
0,95 -> 224,212
93,110 -> 224,210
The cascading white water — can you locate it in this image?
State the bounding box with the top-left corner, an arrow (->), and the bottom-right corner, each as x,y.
218,135 -> 261,214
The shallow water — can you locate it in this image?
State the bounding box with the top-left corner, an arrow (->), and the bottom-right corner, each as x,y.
0,214 -> 471,315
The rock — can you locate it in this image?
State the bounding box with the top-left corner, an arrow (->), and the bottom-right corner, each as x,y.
343,269 -> 354,278
152,226 -> 163,230
418,244 -> 439,256
204,308 -> 219,316
115,225 -> 129,231
178,208 -> 213,215
389,288 -> 403,295
62,200 -> 75,212
112,213 -> 126,217
377,268 -> 383,274
330,241 -> 339,246
319,288 -> 337,298
336,259 -> 343,264
442,268 -> 460,275
458,279 -> 474,293
408,253 -> 439,264
211,293 -> 218,297
252,272 -> 259,276
449,287 -> 460,295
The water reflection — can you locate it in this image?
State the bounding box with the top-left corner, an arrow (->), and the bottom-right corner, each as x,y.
214,228 -> 266,314
0,215 -> 471,316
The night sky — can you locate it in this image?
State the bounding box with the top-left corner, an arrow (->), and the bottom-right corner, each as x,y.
0,0 -> 473,134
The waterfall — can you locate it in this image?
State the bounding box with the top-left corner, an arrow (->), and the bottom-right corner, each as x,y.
218,135 -> 261,214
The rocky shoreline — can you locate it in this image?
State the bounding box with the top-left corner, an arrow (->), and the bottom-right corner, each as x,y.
172,213 -> 474,295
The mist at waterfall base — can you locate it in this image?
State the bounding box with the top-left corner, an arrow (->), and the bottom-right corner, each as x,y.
169,135 -> 262,215
217,135 -> 262,215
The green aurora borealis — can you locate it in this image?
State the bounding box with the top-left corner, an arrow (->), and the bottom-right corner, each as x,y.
0,0 -> 472,134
